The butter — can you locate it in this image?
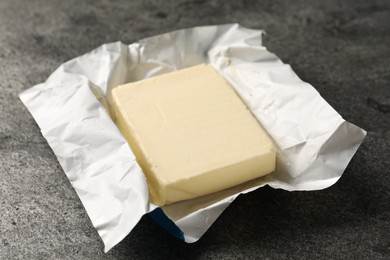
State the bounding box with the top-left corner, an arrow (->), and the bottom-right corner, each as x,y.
112,64 -> 276,206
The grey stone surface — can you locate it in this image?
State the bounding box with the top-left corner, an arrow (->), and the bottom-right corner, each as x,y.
0,0 -> 389,259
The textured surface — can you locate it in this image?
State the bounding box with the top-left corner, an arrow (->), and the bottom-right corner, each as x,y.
0,0 -> 389,259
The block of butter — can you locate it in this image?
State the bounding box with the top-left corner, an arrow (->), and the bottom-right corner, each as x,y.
112,64 -> 276,206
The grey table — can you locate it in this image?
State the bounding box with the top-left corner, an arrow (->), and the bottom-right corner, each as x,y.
1,0 -> 389,259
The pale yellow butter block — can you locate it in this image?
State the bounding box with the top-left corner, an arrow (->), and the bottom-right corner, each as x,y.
112,64 -> 276,206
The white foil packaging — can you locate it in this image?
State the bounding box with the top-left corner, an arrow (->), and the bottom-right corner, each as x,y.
19,24 -> 366,252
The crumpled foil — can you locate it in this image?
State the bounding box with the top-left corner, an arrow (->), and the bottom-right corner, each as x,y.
20,24 -> 366,252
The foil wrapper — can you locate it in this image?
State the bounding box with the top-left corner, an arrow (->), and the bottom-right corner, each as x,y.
20,24 -> 366,252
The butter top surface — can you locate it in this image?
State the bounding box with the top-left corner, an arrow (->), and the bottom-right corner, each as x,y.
112,64 -> 275,205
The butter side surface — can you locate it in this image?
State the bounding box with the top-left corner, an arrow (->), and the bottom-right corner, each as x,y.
112,64 -> 276,206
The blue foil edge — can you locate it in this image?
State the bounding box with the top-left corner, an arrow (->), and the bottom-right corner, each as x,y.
148,208 -> 185,241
